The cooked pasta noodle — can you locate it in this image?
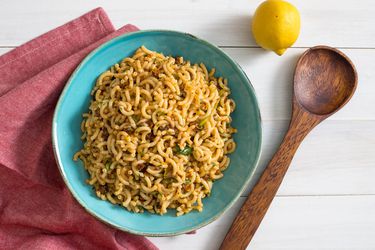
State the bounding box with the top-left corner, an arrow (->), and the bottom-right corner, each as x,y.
74,46 -> 237,216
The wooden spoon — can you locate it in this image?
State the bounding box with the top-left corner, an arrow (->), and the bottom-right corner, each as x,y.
220,46 -> 358,250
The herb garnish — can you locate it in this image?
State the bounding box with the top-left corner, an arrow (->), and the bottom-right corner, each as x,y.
174,145 -> 193,155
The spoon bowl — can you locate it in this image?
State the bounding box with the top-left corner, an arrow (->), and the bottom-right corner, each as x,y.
294,46 -> 357,116
221,45 -> 357,250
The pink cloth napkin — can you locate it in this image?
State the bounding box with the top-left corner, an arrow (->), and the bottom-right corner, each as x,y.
0,8 -> 158,250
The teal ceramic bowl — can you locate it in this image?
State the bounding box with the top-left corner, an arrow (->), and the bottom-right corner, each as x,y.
52,30 -> 262,236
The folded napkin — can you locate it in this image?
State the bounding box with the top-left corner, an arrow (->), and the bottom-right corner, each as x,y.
0,8 -> 158,250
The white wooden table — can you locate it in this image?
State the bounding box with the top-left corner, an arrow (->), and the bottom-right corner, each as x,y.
2,0 -> 374,249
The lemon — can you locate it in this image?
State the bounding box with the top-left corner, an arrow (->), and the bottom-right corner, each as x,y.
252,0 -> 300,56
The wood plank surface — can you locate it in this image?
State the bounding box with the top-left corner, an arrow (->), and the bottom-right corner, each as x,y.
0,0 -> 374,47
1,1 -> 374,249
1,47 -> 374,120
150,195 -> 375,249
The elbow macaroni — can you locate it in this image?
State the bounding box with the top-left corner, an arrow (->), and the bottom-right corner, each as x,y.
74,46 -> 237,216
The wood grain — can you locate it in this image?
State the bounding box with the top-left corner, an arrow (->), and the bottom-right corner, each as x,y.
244,120 -> 375,196
2,47 -> 375,120
150,195 -> 375,250
222,47 -> 375,120
220,47 -> 358,249
294,47 -> 357,116
1,48 -> 372,197
1,2 -> 374,249
0,0 -> 375,47
220,107 -> 321,250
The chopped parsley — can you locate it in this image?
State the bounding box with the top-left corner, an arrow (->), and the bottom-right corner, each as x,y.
174,145 -> 193,155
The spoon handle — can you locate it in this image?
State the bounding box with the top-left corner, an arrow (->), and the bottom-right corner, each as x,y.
220,108 -> 321,250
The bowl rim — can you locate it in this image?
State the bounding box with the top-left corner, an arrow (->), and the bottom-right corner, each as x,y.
52,29 -> 263,237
